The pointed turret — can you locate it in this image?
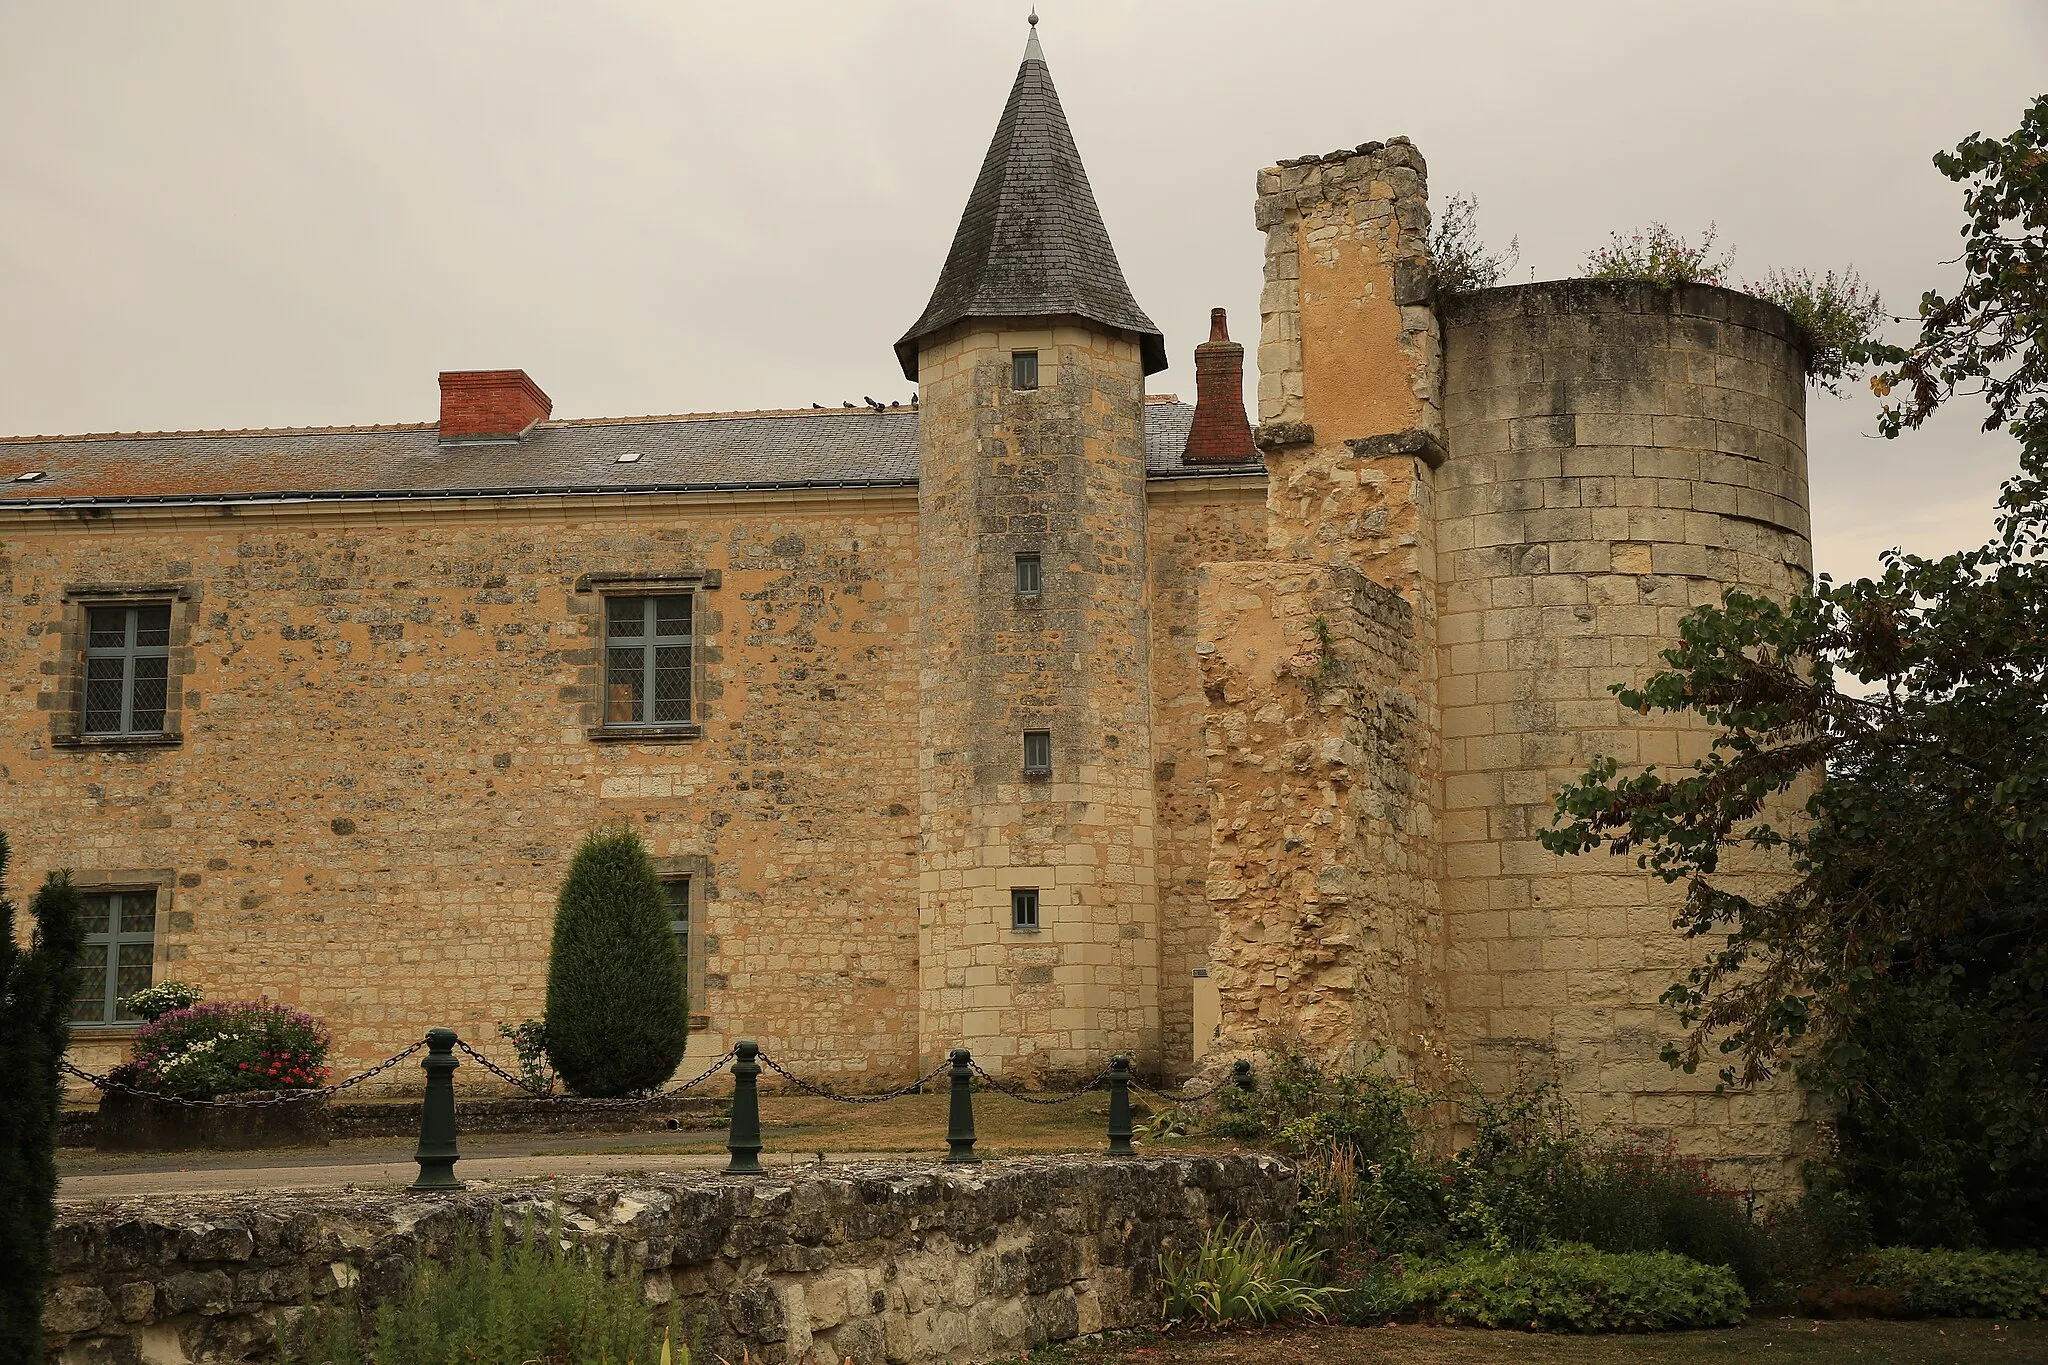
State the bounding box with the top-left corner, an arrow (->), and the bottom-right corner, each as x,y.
895,17 -> 1164,380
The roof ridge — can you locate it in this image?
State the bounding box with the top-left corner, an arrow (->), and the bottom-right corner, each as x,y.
0,421 -> 437,445
0,406 -> 930,445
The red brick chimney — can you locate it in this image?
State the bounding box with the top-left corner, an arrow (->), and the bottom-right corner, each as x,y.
438,370 -> 552,442
1180,309 -> 1256,465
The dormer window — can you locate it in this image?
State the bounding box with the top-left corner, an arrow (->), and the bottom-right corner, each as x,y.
1011,351 -> 1039,391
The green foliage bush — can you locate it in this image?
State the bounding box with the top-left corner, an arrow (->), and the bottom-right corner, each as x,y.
1429,193 -> 1518,295
1850,1247 -> 2048,1320
278,1210 -> 683,1365
544,828 -> 689,1098
1581,223 -> 1731,287
1400,1246 -> 1748,1333
109,1001 -> 330,1098
0,835 -> 86,1365
1748,267 -> 1888,394
1159,1223 -> 1334,1328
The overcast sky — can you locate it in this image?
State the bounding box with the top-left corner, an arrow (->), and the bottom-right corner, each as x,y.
2,3 -> 2042,582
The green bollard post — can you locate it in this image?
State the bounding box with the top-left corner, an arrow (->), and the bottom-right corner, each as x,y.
944,1047 -> 979,1165
1106,1055 -> 1135,1156
725,1039 -> 764,1174
1232,1058 -> 1254,1094
409,1027 -> 464,1191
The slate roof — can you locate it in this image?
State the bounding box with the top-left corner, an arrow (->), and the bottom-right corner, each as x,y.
0,400 -> 1252,509
894,27 -> 1165,380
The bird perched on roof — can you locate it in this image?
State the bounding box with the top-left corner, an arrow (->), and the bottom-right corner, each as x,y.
864,396 -> 886,412
811,403 -> 823,409
841,400 -> 855,408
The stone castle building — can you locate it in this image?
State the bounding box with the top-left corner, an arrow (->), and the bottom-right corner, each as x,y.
3,26 -> 1813,1177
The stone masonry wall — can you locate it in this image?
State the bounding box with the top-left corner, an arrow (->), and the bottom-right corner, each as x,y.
1200,138 -> 1446,1077
915,323 -> 1160,1077
1437,281 -> 1815,1187
0,489 -> 923,1089
1200,565 -> 1440,1071
43,1156 -> 1296,1365
1143,476 -> 1267,1069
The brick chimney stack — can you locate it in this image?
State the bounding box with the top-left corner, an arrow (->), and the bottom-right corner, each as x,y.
1180,308 -> 1256,465
438,370 -> 552,443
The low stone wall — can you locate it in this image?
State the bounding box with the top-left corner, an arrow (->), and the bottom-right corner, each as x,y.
46,1154 -> 1294,1364
58,1093 -> 723,1148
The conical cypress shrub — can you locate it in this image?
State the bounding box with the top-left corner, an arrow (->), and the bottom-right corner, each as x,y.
543,827 -> 689,1097
0,834 -> 85,1365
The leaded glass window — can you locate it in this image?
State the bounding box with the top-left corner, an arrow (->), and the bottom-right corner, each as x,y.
84,603 -> 171,736
664,876 -> 691,977
604,595 -> 692,727
73,890 -> 155,1025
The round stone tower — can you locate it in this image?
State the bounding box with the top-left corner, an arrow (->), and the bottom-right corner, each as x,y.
1435,280 -> 1813,1176
899,21 -> 1165,1078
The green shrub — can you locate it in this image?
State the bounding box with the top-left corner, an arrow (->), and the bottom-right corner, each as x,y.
1747,266 -> 1888,394
109,1001 -> 331,1098
1159,1223 -> 1335,1327
1850,1247 -> 2048,1320
1557,1135 -> 1768,1294
497,1019 -> 557,1095
1402,1246 -> 1748,1333
1581,223 -> 1731,287
0,836 -> 86,1365
1429,193 -> 1519,295
543,828 -> 689,1098
279,1210 -> 683,1364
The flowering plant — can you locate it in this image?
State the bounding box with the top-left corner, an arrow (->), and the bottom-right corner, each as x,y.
1582,222 -> 1732,288
117,980 -> 203,1022
110,1000 -> 332,1098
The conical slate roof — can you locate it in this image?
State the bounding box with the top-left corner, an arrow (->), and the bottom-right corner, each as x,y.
894,24 -> 1166,381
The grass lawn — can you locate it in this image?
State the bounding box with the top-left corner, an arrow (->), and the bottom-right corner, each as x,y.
1009,1318 -> 2048,1364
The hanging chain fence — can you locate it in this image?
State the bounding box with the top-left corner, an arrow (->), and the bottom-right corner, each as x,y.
452,1041 -> 739,1108
967,1059 -> 1110,1106
755,1050 -> 951,1104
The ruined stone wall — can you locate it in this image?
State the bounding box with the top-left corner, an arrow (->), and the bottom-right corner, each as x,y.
43,1157 -> 1296,1365
0,491 -> 924,1089
914,323 -> 1160,1077
1200,564 -> 1440,1071
1143,475 -> 1267,1069
1437,281 -> 1814,1184
1199,138 -> 1445,1076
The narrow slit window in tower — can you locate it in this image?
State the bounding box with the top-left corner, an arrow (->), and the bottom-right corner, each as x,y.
1015,552 -> 1042,595
1011,887 -> 1040,931
1023,729 -> 1052,774
1011,351 -> 1039,391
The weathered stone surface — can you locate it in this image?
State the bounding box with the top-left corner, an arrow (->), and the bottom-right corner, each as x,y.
44,1155 -> 1293,1365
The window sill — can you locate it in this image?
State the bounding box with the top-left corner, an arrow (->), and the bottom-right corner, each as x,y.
51,733 -> 183,751
586,724 -> 703,744
69,1024 -> 142,1039
1022,769 -> 1052,782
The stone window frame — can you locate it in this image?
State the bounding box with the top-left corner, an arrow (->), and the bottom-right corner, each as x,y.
1013,551 -> 1042,599
49,584 -> 196,750
1022,729 -> 1053,777
65,869 -> 180,1038
1011,350 -> 1040,391
650,854 -> 714,1030
573,570 -> 721,743
1010,886 -> 1041,933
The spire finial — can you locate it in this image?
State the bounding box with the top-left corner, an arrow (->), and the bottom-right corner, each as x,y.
1023,7 -> 1044,62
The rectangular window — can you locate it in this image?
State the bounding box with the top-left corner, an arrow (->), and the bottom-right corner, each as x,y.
72,890 -> 155,1025
1023,729 -> 1052,774
663,876 -> 691,983
1011,887 -> 1040,931
1014,552 -> 1042,595
1011,351 -> 1039,391
604,595 -> 692,727
83,604 -> 172,736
